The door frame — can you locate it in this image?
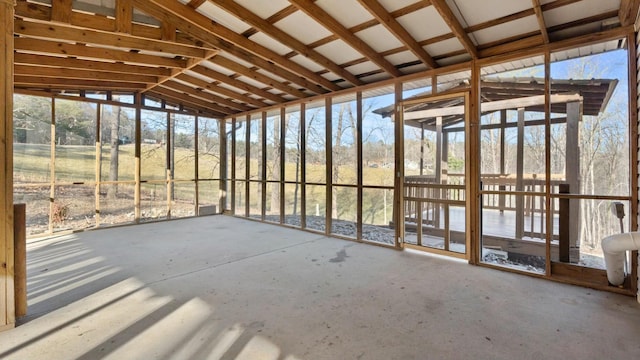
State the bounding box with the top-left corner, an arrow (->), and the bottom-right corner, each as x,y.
397,91 -> 471,260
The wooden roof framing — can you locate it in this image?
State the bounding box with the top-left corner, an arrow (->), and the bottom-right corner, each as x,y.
12,0 -> 639,117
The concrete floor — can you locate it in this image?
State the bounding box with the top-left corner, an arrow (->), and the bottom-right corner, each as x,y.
0,216 -> 639,360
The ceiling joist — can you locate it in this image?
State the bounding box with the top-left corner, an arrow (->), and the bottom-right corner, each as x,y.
430,0 -> 478,59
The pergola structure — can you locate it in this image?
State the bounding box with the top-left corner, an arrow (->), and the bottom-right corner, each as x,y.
1,0 -> 640,331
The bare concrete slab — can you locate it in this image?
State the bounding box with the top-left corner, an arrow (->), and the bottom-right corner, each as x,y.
0,216 -> 639,359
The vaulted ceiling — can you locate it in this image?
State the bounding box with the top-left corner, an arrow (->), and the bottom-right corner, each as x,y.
13,0 -> 639,117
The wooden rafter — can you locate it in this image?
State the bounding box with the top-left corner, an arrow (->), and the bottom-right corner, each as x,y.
143,50 -> 218,93
356,0 -> 438,69
14,76 -> 147,90
132,0 -> 339,93
162,79 -> 250,112
152,85 -> 231,115
429,0 -> 478,59
14,19 -> 208,58
14,37 -> 188,68
532,0 -> 549,44
51,0 -> 72,23
14,64 -> 159,83
211,0 -> 363,86
115,0 -> 133,34
288,0 -> 402,77
619,0 -> 640,26
14,53 -> 172,77
174,73 -> 268,109
190,65 -> 286,104
208,56 -> 307,98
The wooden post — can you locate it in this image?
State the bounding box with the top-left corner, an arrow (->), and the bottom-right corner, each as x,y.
95,104 -> 101,226
261,112 -> 267,221
219,118 -> 227,213
134,93 -> 141,223
356,92 -> 363,241
559,183 -> 570,262
394,83 -> 404,248
515,107 -> 525,239
13,204 -> 26,318
300,104 -> 307,229
435,116 -> 443,228
566,101 -> 581,262
1,0 -> 15,330
499,109 -> 506,214
325,97 -> 332,235
245,114 -> 251,218
230,118 -> 236,215
280,108 -> 286,224
166,112 -> 173,218
194,115 -> 199,215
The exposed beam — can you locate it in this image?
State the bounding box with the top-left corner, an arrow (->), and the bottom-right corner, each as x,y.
51,0 -> 72,23
143,50 -> 218,93
429,0 -> 478,58
619,0 -> 640,26
13,64 -> 159,83
175,73 -> 268,108
187,0 -> 207,8
289,0 -> 402,77
15,38 -> 188,68
14,19 -> 208,58
14,76 -> 147,90
133,0 -> 338,93
153,85 -> 232,115
209,56 -> 307,98
356,0 -> 438,69
147,90 -> 225,116
211,0 -> 363,86
531,0 -> 549,44
190,65 -> 286,104
115,0 -> 133,34
162,79 -> 251,112
14,53 -> 173,77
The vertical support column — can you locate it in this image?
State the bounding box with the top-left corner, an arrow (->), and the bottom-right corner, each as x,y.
515,107 -> 525,239
325,97 -> 332,235
420,123 -> 425,176
219,118 -> 227,213
356,92 -> 363,241
245,115 -> 251,218
280,108 -> 286,224
166,112 -> 173,218
394,83 -> 404,248
469,63 -> 481,264
499,109 -> 506,214
300,104 -> 307,229
544,51 -> 552,274
95,104 -> 101,227
49,100 -> 56,233
261,112 -> 267,221
628,31 -> 639,300
566,100 -> 581,262
13,204 -> 25,319
194,115 -> 199,215
435,116 -> 443,228
559,183 -> 570,263
134,93 -> 141,223
230,118 -> 236,215
1,0 -> 15,330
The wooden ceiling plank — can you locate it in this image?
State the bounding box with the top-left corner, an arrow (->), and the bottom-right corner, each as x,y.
429,0 -> 478,59
15,76 -> 147,90
163,79 -> 251,112
187,0 -> 207,8
14,64 -> 159,83
175,73 -> 268,108
161,21 -> 177,41
14,53 -> 173,76
15,19 -> 208,59
209,56 -> 307,98
133,0 -> 338,93
15,37 -> 188,68
289,0 -> 402,77
51,0 -> 72,23
115,0 -> 133,34
531,0 -> 549,44
619,0 -> 640,26
242,5 -> 299,38
191,65 -> 286,104
356,0 -> 438,69
211,0 -> 363,86
547,10 -> 619,34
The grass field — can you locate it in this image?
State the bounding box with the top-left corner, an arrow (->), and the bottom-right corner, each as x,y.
14,143 -> 395,236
